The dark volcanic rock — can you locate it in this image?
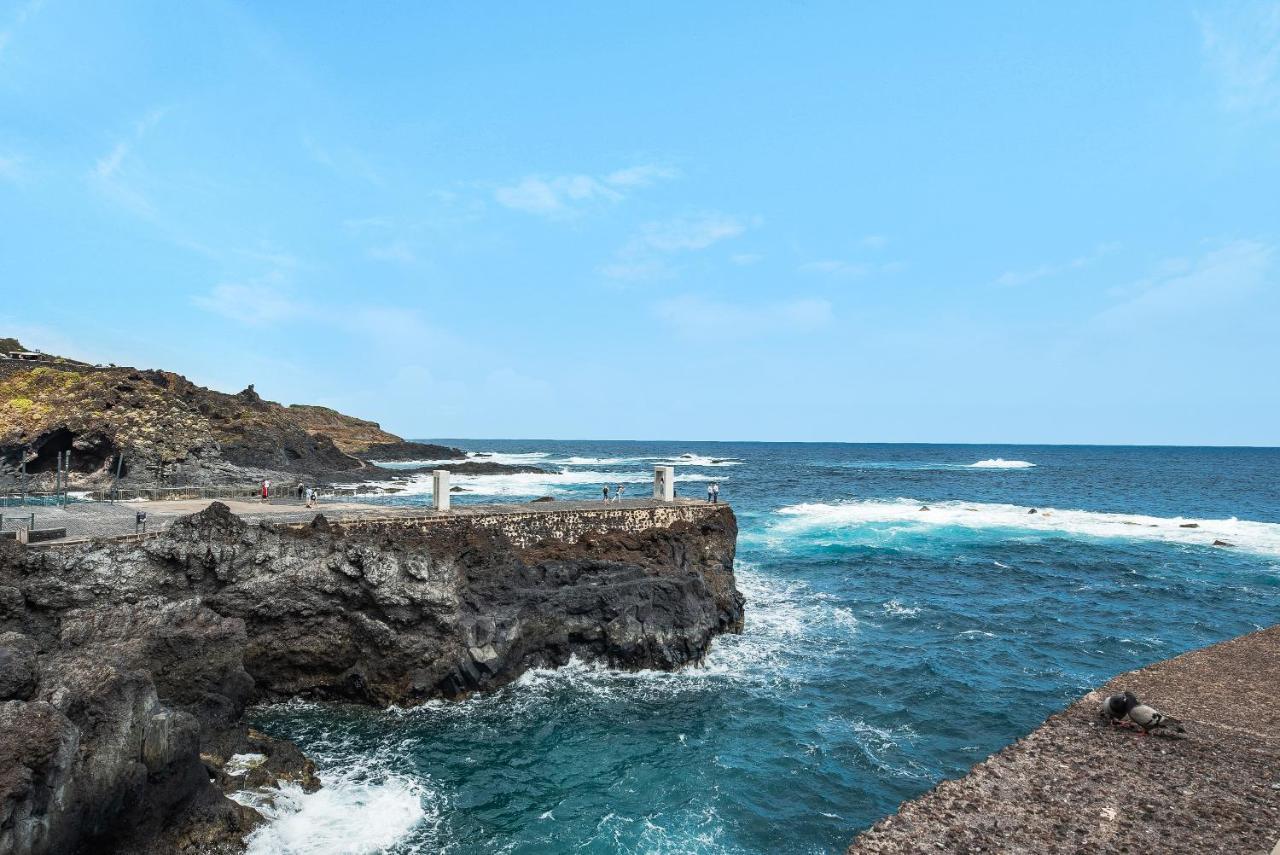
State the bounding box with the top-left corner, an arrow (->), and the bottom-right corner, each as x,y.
0,501 -> 741,853
359,441 -> 466,462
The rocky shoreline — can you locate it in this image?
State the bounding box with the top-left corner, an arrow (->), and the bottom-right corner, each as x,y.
846,625 -> 1280,854
0,501 -> 742,854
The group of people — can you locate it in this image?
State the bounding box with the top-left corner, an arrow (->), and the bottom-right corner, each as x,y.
261,480 -> 318,508
599,482 -> 722,503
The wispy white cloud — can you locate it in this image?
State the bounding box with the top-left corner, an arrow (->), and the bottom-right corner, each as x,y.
635,213 -> 746,251
603,164 -> 680,188
859,234 -> 889,250
0,0 -> 45,60
600,212 -> 750,281
730,253 -> 763,266
89,107 -> 169,214
655,295 -> 833,339
0,153 -> 23,182
1197,2 -> 1280,117
367,240 -> 416,264
1094,239 -> 1274,330
494,163 -> 678,217
993,242 -> 1120,287
303,135 -> 383,185
192,280 -> 301,326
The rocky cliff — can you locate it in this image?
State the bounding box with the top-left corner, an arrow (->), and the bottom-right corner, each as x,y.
0,502 -> 742,854
0,341 -> 469,489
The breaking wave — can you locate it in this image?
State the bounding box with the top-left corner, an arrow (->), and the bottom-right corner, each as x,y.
967,459 -> 1035,469
236,771 -> 433,855
771,498 -> 1280,556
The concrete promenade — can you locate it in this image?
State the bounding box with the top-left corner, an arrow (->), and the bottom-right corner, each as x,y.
9,496 -> 718,546
847,625 -> 1280,855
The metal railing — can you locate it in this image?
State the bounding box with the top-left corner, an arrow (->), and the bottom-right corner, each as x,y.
89,484 -> 306,503
0,491 -> 75,508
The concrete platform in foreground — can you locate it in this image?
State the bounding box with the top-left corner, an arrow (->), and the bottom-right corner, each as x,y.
848,625 -> 1280,854
13,496 -> 717,545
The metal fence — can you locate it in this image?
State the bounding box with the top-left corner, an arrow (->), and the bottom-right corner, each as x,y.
0,491 -> 72,508
88,483 -> 305,503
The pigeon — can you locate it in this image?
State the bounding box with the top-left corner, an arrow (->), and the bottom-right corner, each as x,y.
1099,691 -> 1139,726
1127,702 -> 1185,735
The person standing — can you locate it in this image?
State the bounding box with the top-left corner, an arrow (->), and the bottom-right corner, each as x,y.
261,479 -> 270,502
306,487 -> 315,508
602,485 -> 610,503
616,484 -> 626,502
711,482 -> 720,504
707,483 -> 714,503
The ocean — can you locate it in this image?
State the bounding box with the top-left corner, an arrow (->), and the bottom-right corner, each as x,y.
242,442 -> 1280,854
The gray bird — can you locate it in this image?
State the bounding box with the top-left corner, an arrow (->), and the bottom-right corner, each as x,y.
1098,691 -> 1139,726
1127,702 -> 1185,735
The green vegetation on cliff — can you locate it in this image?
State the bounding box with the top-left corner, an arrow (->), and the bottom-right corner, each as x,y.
0,341 -> 458,485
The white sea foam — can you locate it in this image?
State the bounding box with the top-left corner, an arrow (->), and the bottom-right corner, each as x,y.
772,498 -> 1280,556
968,458 -> 1036,469
236,771 -> 432,855
881,599 -> 921,618
223,753 -> 267,777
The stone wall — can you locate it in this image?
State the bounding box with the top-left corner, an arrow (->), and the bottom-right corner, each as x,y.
291,502 -> 724,549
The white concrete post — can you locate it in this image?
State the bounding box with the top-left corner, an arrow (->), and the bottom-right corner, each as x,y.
433,470 -> 450,511
653,465 -> 674,502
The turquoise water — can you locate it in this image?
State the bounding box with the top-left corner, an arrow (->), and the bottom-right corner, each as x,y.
246,443 -> 1280,854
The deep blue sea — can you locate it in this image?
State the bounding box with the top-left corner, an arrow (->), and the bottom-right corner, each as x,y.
242,442 -> 1280,854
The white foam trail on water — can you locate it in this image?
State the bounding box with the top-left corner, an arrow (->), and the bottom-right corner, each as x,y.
466,451 -> 553,465
236,772 -> 432,855
772,498 -> 1280,556
968,458 -> 1036,469
655,453 -> 743,467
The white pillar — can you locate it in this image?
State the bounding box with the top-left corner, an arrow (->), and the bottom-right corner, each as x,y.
433,470 -> 450,511
653,465 -> 674,502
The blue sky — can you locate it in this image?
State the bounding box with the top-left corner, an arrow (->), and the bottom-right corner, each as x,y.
2,2 -> 1277,444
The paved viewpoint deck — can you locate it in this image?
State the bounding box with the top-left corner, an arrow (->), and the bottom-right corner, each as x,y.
848,625 -> 1280,855
10,496 -> 719,546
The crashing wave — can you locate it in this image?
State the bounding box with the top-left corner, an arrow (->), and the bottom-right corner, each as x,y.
771,498 -> 1280,556
236,771 -> 432,855
968,459 -> 1036,469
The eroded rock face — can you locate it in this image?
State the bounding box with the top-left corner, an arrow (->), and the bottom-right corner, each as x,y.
0,501 -> 741,853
